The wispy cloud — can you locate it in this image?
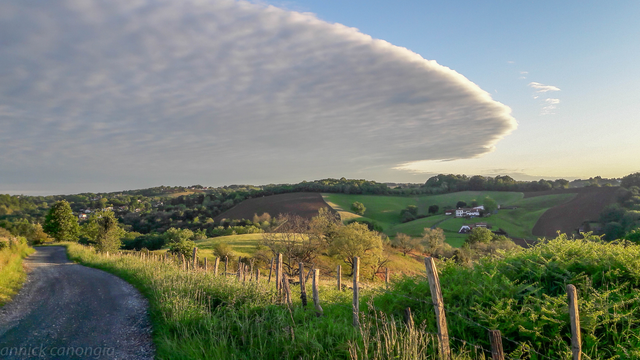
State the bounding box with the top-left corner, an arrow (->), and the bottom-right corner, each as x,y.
527,82 -> 561,115
528,82 -> 561,93
0,0 -> 516,193
541,98 -> 561,115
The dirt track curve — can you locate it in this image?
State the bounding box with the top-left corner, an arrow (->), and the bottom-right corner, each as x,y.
0,247 -> 154,360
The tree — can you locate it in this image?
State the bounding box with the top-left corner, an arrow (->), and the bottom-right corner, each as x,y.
392,233 -> 422,255
422,228 -> 445,253
329,222 -> 383,273
603,222 -> 625,241
483,197 -> 498,213
621,172 -> 640,189
309,208 -> 342,245
169,239 -> 197,259
261,214 -> 322,276
30,223 -> 51,245
212,242 -> 234,259
94,211 -> 125,253
43,200 -> 80,242
351,201 -> 366,215
456,201 -> 467,209
428,205 -> 439,215
465,227 -> 494,244
624,229 -> 640,244
164,227 -> 194,243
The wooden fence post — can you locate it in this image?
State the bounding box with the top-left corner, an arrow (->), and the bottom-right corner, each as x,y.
256,268 -> 260,282
192,247 -> 198,270
224,256 -> 228,277
312,269 -> 323,316
204,257 -> 208,272
337,265 -> 342,291
268,257 -> 274,283
181,254 -> 186,271
488,330 -> 504,360
249,260 -> 254,281
567,284 -> 582,360
385,267 -> 390,288
425,257 -> 451,360
299,262 -> 307,307
237,257 -> 243,281
276,253 -> 283,294
353,257 -> 360,328
282,273 -> 292,305
243,263 -> 248,283
214,257 -> 220,276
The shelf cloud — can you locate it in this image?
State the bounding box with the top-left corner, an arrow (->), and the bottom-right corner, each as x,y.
0,0 -> 516,193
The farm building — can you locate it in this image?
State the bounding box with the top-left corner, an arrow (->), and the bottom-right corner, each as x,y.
458,222 -> 490,233
446,206 -> 484,217
455,208 -> 481,217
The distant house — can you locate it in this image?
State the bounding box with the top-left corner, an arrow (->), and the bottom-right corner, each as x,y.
455,208 -> 480,217
78,214 -> 88,220
458,222 -> 490,233
444,209 -> 455,216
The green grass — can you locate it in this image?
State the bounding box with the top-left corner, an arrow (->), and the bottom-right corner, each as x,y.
63,235 -> 640,359
324,192 -> 576,243
0,240 -> 34,306
323,191 -> 523,230
63,243 -> 479,359
193,234 -> 264,259
189,234 -> 427,277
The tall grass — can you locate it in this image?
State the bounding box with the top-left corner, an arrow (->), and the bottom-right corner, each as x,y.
0,238 -> 34,306
374,234 -> 640,359
64,244 -> 481,359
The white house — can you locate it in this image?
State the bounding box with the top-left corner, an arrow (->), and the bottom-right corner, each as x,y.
455,208 -> 480,217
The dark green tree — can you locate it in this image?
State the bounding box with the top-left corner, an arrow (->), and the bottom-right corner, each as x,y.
428,205 -> 439,214
456,201 -> 467,209
483,197 -> 498,213
351,201 -> 366,215
94,211 -> 125,252
621,172 -> 640,189
43,200 -> 80,242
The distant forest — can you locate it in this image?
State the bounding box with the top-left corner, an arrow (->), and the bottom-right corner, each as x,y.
0,174 -> 632,240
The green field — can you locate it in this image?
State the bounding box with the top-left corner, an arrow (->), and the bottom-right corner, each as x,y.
323,191 -> 576,244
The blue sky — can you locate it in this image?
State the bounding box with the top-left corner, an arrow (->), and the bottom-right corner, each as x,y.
277,0 -> 640,179
1,0 -> 638,195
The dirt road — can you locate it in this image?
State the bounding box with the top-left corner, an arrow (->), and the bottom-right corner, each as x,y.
0,247 -> 154,359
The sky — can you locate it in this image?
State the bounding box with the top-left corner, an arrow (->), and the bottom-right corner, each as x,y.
1,0 -> 639,195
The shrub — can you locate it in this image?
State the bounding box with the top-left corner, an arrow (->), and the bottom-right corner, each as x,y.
212,242 -> 234,259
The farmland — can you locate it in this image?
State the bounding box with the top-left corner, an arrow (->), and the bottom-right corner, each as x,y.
213,192 -> 335,222
323,191 -> 576,243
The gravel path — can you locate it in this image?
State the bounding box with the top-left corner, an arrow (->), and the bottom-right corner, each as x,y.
0,246 -> 154,360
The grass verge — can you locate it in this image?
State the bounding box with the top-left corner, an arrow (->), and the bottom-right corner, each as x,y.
0,239 -> 35,306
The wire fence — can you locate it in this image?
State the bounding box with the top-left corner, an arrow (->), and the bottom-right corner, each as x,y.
113,249 -> 567,360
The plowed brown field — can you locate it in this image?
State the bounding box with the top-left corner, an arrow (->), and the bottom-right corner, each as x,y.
214,192 -> 334,221
528,187 -> 618,238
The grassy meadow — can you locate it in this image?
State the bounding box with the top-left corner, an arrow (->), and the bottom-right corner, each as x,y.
323,192 -> 576,243
61,234 -> 640,359
165,234 -> 428,277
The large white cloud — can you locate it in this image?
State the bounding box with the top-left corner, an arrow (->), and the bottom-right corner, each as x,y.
0,0 -> 516,193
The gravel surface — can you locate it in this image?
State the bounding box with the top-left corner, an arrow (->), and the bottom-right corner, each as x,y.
0,247 -> 154,360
